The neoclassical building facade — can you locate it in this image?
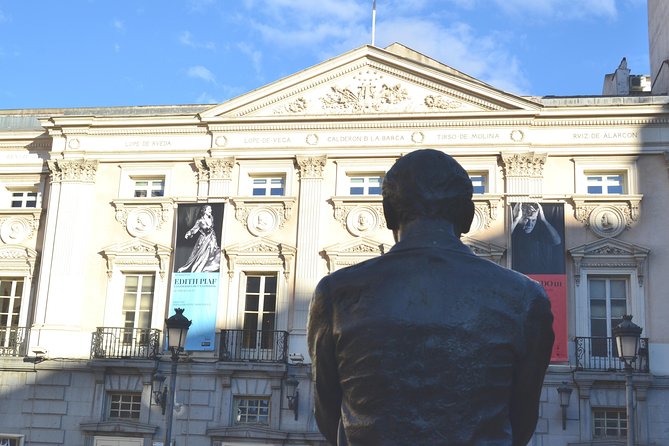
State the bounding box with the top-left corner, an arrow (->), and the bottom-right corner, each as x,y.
1,43 -> 669,446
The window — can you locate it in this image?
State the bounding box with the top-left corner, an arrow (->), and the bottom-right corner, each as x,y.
589,277 -> 627,356
348,175 -> 382,196
10,191 -> 38,208
586,173 -> 624,194
593,408 -> 627,439
0,279 -> 23,348
122,274 -> 154,344
242,274 -> 277,350
109,393 -> 142,419
251,177 -> 285,196
0,435 -> 24,446
469,173 -> 487,194
234,397 -> 270,425
133,178 -> 164,198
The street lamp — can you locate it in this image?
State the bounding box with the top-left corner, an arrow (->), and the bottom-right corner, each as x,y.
285,377 -> 299,421
613,314 -> 642,446
557,382 -> 572,430
163,308 -> 191,446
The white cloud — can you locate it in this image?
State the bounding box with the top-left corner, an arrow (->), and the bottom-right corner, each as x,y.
112,19 -> 125,32
196,91 -> 219,104
492,0 -> 617,20
187,65 -> 217,83
179,31 -> 216,50
114,43 -> 121,53
188,0 -> 216,12
237,42 -> 263,76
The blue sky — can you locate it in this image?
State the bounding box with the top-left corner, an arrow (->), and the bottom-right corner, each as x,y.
0,0 -> 650,109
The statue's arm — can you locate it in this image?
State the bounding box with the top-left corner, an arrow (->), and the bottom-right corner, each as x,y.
307,278 -> 342,445
510,282 -> 555,446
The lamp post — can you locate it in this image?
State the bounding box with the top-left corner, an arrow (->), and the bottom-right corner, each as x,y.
163,308 -> 191,446
613,314 -> 642,446
557,382 -> 572,430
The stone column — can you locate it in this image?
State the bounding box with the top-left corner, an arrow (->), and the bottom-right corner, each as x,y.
293,155 -> 327,353
194,156 -> 235,198
32,158 -> 98,357
501,152 -> 547,200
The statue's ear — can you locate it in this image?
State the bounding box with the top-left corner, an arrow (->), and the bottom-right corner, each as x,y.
383,199 -> 399,231
456,200 -> 475,236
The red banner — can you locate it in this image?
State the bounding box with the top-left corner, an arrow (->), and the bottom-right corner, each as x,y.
528,274 -> 568,362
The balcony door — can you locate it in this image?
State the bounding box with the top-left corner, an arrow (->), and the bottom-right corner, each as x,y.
122,274 -> 154,349
242,274 -> 277,359
589,277 -> 627,364
0,278 -> 24,354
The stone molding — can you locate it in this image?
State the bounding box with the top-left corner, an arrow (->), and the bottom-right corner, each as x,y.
568,238 -> 649,286
322,237 -> 391,272
296,155 -> 327,180
572,195 -> 642,237
0,244 -> 38,278
101,238 -> 172,278
224,238 -> 296,278
47,159 -> 98,183
0,209 -> 41,244
460,237 -> 506,265
330,196 -> 386,236
111,198 -> 174,238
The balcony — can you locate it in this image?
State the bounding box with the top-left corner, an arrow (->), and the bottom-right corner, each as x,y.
0,327 -> 30,357
574,336 -> 649,372
91,327 -> 161,359
219,330 -> 288,363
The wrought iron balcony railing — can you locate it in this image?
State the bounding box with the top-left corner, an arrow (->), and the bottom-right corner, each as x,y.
574,336 -> 649,372
0,326 -> 29,357
91,327 -> 161,359
219,329 -> 288,363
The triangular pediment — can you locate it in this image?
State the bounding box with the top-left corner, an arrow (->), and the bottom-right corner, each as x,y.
568,238 -> 650,259
322,237 -> 392,272
101,238 -> 171,257
224,237 -> 296,256
201,44 -> 541,119
461,237 -> 506,264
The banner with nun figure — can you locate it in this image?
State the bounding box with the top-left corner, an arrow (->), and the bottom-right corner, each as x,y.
170,203 -> 224,351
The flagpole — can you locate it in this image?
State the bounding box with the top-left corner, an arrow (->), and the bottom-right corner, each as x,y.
371,0 -> 376,46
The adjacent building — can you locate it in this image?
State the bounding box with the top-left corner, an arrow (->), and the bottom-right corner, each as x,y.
1,41 -> 669,446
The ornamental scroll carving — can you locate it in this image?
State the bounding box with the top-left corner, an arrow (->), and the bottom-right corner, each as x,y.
467,196 -> 502,235
112,199 -> 173,237
47,159 -> 98,183
296,155 -> 327,180
501,152 -> 547,178
424,95 -> 463,110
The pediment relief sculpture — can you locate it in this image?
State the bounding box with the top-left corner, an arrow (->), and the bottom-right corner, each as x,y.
111,198 -> 174,237
323,237 -> 391,273
224,238 -> 296,278
572,195 -> 642,238
101,238 -> 172,278
568,238 -> 649,286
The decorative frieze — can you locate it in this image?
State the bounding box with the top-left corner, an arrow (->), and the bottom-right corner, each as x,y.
47,159 -> 98,183
424,95 -> 462,110
111,199 -> 174,237
296,155 -> 327,180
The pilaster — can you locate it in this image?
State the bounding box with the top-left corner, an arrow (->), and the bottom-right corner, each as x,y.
32,158 -> 99,357
292,155 -> 327,348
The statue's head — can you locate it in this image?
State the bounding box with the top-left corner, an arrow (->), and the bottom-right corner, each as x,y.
382,149 -> 474,236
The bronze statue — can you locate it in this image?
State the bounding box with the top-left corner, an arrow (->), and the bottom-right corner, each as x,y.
307,149 -> 554,445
